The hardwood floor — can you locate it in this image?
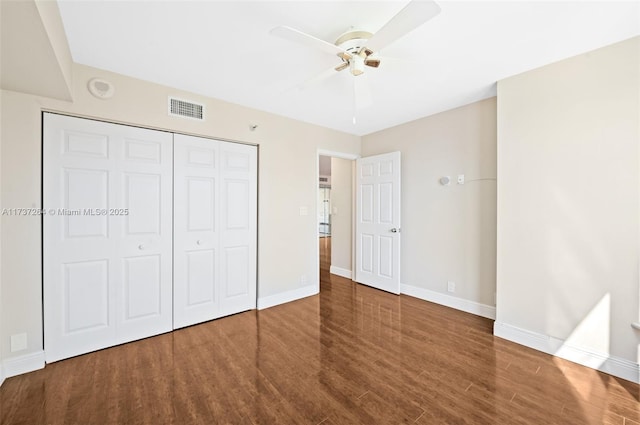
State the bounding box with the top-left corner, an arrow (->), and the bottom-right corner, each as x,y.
1,237 -> 638,424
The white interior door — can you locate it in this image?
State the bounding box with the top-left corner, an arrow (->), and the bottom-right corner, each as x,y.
43,113 -> 173,362
219,142 -> 257,316
355,152 -> 401,294
173,134 -> 257,328
173,134 -> 221,328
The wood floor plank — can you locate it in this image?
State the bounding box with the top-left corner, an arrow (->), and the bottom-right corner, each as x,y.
1,236 -> 638,424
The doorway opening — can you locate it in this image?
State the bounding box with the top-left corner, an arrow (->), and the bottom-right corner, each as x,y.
318,155 -> 332,278
318,155 -> 332,238
317,151 -> 357,285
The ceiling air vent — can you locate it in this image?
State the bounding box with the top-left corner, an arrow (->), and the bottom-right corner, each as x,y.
169,97 -> 205,121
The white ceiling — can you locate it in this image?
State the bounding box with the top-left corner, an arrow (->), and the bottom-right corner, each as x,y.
57,1 -> 640,136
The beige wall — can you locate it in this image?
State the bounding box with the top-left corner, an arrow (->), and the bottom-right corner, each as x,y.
362,98 -> 497,309
34,0 -> 73,91
330,157 -> 353,273
0,0 -> 72,100
496,37 -> 640,366
0,63 -> 360,362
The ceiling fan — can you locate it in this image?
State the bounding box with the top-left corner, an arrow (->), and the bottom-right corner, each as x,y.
270,0 -> 441,116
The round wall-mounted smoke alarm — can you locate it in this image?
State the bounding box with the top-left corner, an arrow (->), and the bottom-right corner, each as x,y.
87,78 -> 115,99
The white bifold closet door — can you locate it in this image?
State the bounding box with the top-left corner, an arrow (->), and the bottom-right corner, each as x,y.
43,113 -> 173,363
173,134 -> 257,328
44,114 -> 257,362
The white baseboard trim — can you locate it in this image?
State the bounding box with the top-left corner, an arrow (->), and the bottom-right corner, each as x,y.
258,285 -> 318,310
2,350 -> 45,381
0,364 -> 4,387
329,266 -> 352,279
400,284 -> 496,320
494,321 -> 639,384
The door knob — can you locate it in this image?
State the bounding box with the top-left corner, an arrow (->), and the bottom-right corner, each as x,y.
390,228 -> 398,233
138,244 -> 146,250
196,240 -> 203,245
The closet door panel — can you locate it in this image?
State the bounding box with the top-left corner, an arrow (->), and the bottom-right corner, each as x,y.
116,130 -> 173,342
115,128 -> 173,342
64,168 -> 109,238
44,115 -> 117,362
173,134 -> 221,329
124,173 -> 161,234
44,114 -> 173,362
223,246 -> 250,298
219,143 -> 257,316
63,259 -> 110,333
186,249 -> 216,305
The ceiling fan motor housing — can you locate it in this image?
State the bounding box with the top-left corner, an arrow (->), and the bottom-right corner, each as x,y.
335,30 -> 373,56
335,30 -> 381,75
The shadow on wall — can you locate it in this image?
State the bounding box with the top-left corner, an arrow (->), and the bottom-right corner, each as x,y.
553,292 -> 640,408
537,183 -> 640,390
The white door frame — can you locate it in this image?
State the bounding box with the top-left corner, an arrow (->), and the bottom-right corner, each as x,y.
316,150 -> 359,291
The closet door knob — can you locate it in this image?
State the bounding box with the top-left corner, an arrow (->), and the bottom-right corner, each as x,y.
138,244 -> 146,250
196,240 -> 203,246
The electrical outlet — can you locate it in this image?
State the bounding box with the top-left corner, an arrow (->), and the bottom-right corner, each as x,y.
457,174 -> 465,185
299,206 -> 308,216
447,281 -> 455,293
10,333 -> 27,352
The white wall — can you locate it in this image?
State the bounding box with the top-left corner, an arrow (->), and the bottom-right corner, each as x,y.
0,61 -> 360,366
330,157 -> 353,275
496,36 -> 640,382
362,98 -> 497,317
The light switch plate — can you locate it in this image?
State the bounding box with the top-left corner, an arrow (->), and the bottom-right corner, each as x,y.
299,206 -> 308,216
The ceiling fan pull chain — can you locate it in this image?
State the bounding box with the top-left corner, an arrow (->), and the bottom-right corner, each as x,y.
353,79 -> 357,125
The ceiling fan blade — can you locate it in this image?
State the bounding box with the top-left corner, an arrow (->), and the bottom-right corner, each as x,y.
335,62 -> 349,72
365,0 -> 441,54
270,26 -> 346,57
297,66 -> 340,91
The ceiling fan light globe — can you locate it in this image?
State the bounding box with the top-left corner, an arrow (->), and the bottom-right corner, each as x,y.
350,55 -> 366,76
